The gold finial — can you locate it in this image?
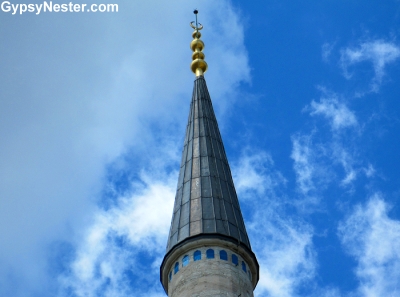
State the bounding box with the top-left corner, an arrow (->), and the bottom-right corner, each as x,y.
190,9 -> 208,76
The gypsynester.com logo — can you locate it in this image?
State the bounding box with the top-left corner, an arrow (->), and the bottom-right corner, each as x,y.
1,1 -> 118,14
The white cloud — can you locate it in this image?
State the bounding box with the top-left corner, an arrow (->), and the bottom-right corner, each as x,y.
253,217 -> 316,297
330,142 -> 358,187
296,88 -> 363,191
233,149 -> 286,199
309,91 -> 357,131
233,150 -> 317,297
291,133 -> 323,200
58,169 -> 176,297
340,40 -> 400,92
363,164 -> 376,178
322,42 -> 335,62
338,194 -> 400,297
291,132 -> 360,200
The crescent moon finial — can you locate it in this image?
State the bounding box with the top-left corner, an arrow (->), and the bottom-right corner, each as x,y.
190,21 -> 203,31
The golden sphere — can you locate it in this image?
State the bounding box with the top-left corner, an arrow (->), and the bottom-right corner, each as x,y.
191,59 -> 208,74
192,31 -> 201,39
192,51 -> 205,60
190,39 -> 204,52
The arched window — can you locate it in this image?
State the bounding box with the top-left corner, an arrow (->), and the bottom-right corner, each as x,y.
174,262 -> 179,274
242,261 -> 247,272
232,254 -> 238,265
194,250 -> 201,261
206,249 -> 215,259
169,271 -> 172,282
219,250 -> 228,261
182,255 -> 189,267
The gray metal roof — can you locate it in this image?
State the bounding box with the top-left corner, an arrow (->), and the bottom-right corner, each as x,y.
166,75 -> 252,252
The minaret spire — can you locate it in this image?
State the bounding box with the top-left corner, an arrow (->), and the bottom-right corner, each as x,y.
160,12 -> 259,297
190,10 -> 208,76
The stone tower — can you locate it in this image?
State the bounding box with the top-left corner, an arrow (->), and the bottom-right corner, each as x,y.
160,11 -> 259,297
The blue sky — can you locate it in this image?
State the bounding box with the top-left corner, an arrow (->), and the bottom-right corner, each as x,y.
1,0 -> 400,296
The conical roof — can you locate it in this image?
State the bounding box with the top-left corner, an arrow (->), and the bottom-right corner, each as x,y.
166,75 -> 251,253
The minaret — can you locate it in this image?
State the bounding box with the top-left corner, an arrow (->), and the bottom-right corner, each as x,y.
160,10 -> 259,297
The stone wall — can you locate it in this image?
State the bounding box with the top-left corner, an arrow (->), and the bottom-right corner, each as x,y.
168,246 -> 253,297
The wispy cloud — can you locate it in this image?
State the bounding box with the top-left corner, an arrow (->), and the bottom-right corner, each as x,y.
340,40 -> 400,92
331,141 -> 360,187
309,90 -> 357,132
322,42 -> 336,62
338,194 -> 400,296
233,149 -> 317,297
233,149 -> 286,199
291,133 -> 316,196
291,133 -> 329,202
291,131 -> 358,204
59,169 -> 176,297
292,87 -> 365,196
363,164 -> 376,178
253,216 -> 316,297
